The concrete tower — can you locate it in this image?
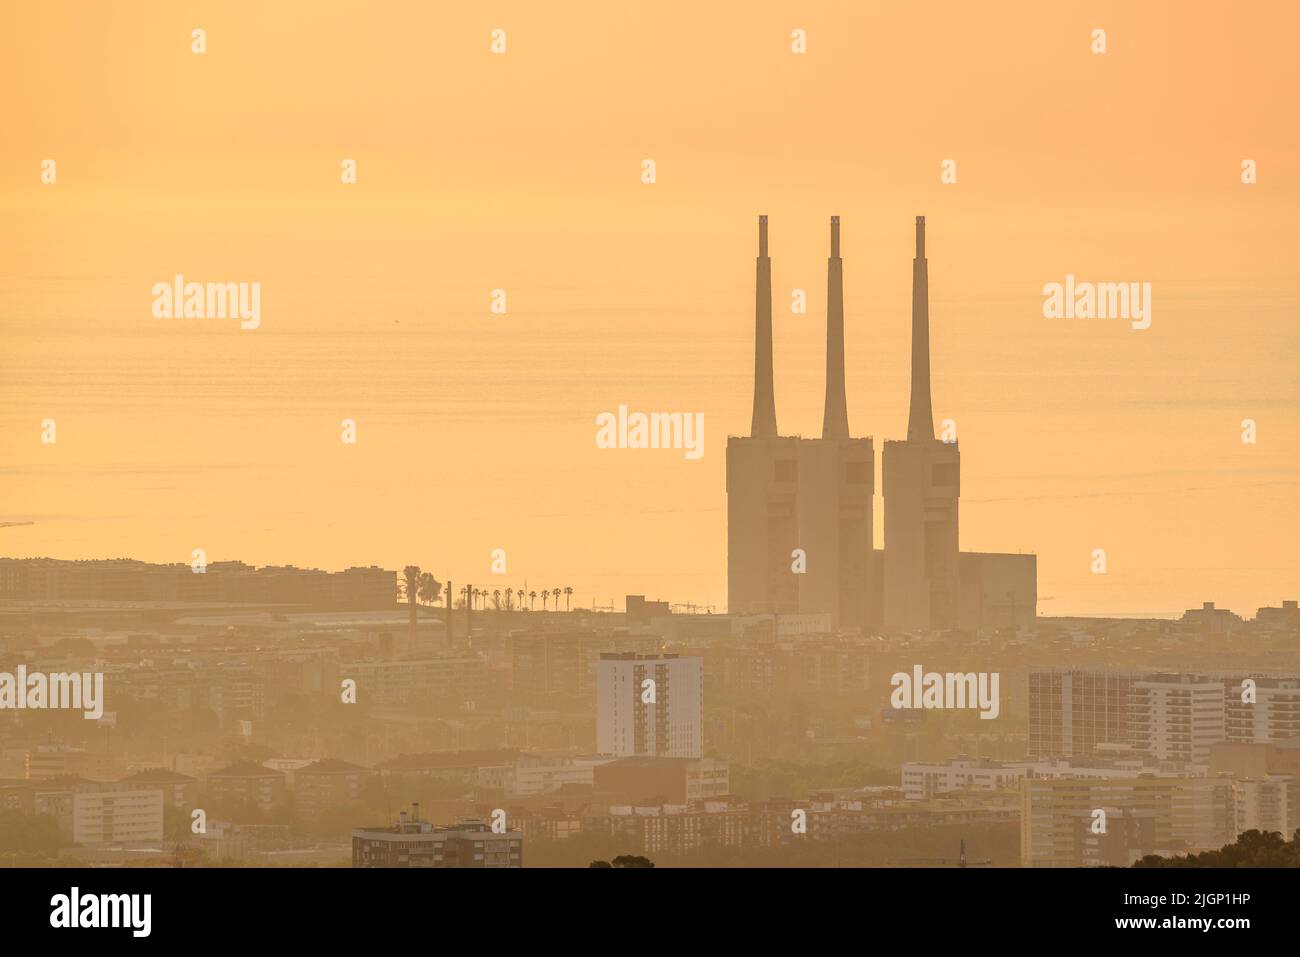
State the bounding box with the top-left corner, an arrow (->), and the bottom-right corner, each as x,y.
727,216 -> 799,616
796,216 -> 874,628
907,216 -> 934,443
750,215 -> 778,438
821,216 -> 850,440
883,216 -> 960,631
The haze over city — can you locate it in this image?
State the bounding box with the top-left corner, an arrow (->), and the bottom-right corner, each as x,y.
3,1 -> 1298,619
2,14 -> 1300,943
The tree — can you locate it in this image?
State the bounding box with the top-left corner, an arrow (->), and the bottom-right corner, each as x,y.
564,586 -> 573,611
505,587 -> 514,611
552,587 -> 562,609
540,590 -> 549,611
492,589 -> 502,611
528,590 -> 537,610
417,572 -> 441,609
403,565 -> 421,640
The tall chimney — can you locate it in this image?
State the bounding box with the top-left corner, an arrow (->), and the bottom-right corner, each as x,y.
750,215 -> 778,437
906,216 -> 935,442
821,215 -> 850,439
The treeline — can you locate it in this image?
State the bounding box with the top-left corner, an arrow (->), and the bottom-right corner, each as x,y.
1134,829 -> 1300,868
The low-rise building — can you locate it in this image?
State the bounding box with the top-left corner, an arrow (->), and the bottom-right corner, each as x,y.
72,788 -> 163,847
352,810 -> 522,867
901,759 -> 1027,801
508,754 -> 615,798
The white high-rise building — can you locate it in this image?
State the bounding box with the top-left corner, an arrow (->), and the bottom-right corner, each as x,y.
597,653 -> 702,758
1225,676 -> 1300,744
1131,674 -> 1226,766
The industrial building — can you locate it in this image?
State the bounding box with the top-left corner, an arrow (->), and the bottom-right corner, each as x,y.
725,214 -> 1036,632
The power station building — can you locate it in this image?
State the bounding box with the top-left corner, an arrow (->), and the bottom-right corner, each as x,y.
725,216 -> 874,628
726,214 -> 1035,632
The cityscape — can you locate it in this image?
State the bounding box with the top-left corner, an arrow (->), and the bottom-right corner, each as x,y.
1,216 -> 1295,870
1,2 -> 1297,942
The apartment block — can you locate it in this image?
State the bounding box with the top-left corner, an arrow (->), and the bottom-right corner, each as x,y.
1225,676 -> 1300,744
1131,674 -> 1225,765
71,788 -> 164,847
597,653 -> 703,759
1027,670 -> 1137,761
1021,772 -> 1231,867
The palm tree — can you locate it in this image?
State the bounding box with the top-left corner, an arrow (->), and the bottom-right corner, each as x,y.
564,586 -> 573,611
492,589 -> 502,611
552,587 -> 561,609
541,590 -> 550,611
417,572 -> 442,609
460,584 -> 471,610
528,590 -> 537,610
403,565 -> 420,641
505,587 -> 514,611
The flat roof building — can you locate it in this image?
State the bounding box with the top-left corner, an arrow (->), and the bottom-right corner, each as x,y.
352,810 -> 522,868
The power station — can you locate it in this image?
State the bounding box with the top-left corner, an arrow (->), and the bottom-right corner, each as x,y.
726,215 -> 1036,632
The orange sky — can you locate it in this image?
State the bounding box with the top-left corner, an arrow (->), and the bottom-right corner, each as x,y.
2,0 -> 1298,617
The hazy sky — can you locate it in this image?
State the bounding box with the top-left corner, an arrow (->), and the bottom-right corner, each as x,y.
2,1 -> 1297,617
